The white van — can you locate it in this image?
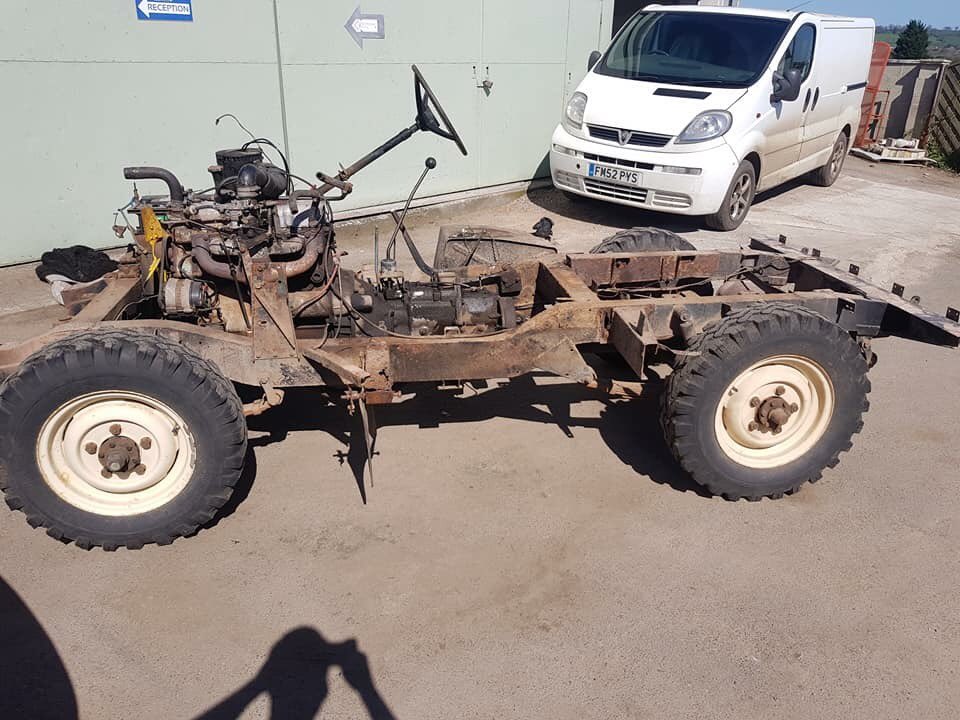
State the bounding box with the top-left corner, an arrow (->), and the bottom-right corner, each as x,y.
550,6 -> 875,230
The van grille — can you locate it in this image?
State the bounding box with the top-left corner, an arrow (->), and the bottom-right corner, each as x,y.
583,153 -> 655,171
588,125 -> 672,148
584,178 -> 648,203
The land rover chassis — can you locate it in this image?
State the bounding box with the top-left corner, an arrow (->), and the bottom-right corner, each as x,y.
0,66 -> 958,550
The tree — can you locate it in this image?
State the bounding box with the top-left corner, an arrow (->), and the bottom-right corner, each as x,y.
893,20 -> 930,59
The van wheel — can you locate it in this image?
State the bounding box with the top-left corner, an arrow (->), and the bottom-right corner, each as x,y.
705,160 -> 756,231
590,227 -> 695,253
811,133 -> 848,187
0,330 -> 247,550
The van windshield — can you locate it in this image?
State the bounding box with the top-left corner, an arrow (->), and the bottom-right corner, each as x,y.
596,11 -> 791,88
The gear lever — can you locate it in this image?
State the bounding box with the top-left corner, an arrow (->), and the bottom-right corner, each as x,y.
384,157 -> 436,265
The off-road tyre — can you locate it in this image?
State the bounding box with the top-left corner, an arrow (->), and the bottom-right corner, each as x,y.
810,132 -> 849,187
590,227 -> 695,253
705,160 -> 756,231
660,303 -> 870,500
0,330 -> 247,549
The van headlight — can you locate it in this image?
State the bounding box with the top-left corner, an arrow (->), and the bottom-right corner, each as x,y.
563,92 -> 588,132
676,110 -> 732,144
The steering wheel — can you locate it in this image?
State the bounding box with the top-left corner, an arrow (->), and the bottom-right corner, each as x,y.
412,64 -> 468,156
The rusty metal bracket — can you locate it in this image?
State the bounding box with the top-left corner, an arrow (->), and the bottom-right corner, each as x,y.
241,252 -> 300,360
532,336 -> 596,385
243,380 -> 286,417
751,236 -> 960,347
608,308 -> 652,380
302,346 -> 370,386
73,276 -> 142,322
343,389 -> 378,491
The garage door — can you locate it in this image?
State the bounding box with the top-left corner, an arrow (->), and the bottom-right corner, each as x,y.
0,1 -> 610,264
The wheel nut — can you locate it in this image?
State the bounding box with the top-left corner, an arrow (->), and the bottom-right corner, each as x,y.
133,464 -> 146,475
772,426 -> 782,435
84,442 -> 98,455
748,421 -> 759,431
789,403 -> 799,413
109,424 -> 122,436
775,386 -> 786,396
140,437 -> 152,450
750,397 -> 761,408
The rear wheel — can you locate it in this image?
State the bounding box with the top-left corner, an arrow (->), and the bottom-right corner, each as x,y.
660,303 -> 870,499
810,132 -> 848,187
590,227 -> 695,253
0,330 -> 247,549
705,160 -> 756,231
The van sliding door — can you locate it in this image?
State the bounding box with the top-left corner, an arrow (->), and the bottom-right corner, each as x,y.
799,23 -> 868,168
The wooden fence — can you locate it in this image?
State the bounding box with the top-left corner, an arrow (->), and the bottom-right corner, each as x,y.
930,63 -> 960,169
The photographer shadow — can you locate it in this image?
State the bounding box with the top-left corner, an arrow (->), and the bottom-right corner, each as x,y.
195,627 -> 396,720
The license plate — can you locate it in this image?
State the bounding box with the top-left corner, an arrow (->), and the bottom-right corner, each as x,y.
588,163 -> 642,186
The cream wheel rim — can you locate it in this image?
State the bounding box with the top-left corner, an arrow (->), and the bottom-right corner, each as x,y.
36,391 -> 197,516
714,355 -> 834,469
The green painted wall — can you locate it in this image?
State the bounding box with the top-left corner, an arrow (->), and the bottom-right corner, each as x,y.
0,1 -> 611,265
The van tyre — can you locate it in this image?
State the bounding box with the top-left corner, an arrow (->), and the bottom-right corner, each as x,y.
590,227 -> 695,253
705,160 -> 756,231
0,330 -> 247,550
811,132 -> 848,187
660,303 -> 870,500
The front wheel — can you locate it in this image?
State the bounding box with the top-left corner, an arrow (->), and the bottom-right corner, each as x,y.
0,330 -> 247,549
705,160 -> 756,231
660,303 -> 870,500
810,132 -> 848,187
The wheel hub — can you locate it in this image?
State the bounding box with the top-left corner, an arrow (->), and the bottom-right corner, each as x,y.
751,387 -> 800,435
96,434 -> 143,475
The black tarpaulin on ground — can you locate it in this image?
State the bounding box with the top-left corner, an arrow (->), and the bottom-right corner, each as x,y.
35,246 -> 117,283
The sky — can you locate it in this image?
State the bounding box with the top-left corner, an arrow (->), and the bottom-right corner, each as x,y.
738,0 -> 957,28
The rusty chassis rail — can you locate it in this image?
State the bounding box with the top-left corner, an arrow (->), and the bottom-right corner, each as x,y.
2,240 -> 958,396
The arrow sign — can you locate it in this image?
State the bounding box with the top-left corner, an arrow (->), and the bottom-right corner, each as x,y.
344,6 -> 385,48
136,0 -> 193,22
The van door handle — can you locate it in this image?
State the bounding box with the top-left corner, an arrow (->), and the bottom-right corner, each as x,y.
811,87 -> 820,111
802,88 -> 812,112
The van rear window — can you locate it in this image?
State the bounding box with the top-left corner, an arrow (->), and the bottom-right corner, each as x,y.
597,12 -> 791,89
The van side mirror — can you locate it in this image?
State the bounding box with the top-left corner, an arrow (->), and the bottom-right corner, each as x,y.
588,50 -> 602,71
771,68 -> 802,103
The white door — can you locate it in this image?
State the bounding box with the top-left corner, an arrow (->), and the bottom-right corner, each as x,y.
758,22 -> 817,190
798,23 -> 862,171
